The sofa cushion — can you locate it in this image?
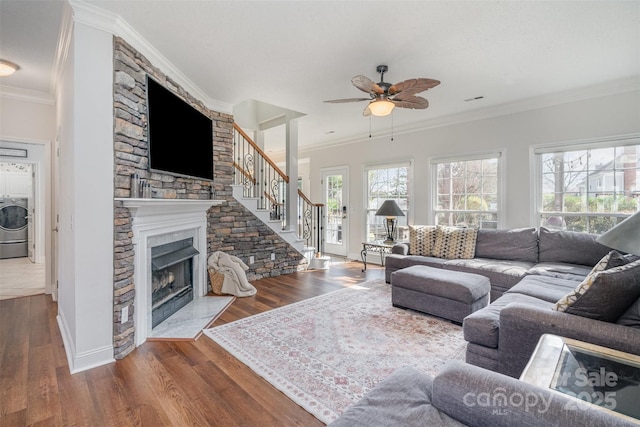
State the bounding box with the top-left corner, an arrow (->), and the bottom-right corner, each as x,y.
475,227 -> 538,262
385,254 -> 448,271
443,258 -> 533,289
463,293 -> 554,348
328,366 -> 464,427
554,258 -> 640,322
538,227 -> 611,266
506,275 -> 580,303
617,297 -> 640,328
526,262 -> 592,282
433,226 -> 477,259
409,225 -> 438,256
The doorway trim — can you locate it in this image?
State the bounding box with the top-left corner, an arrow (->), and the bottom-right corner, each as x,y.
0,138 -> 52,294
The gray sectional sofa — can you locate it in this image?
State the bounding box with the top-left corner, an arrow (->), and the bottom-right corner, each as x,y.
386,227 -> 640,377
329,362 -> 638,427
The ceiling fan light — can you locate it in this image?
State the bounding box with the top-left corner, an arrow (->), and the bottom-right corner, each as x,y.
369,99 -> 395,116
0,60 -> 19,77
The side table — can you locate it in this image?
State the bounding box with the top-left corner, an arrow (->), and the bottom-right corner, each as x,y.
520,334 -> 640,423
361,241 -> 401,272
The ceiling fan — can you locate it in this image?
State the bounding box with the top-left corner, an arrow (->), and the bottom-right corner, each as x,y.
324,65 -> 440,117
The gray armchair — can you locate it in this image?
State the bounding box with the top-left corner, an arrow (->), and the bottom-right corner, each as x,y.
329,361 -> 637,427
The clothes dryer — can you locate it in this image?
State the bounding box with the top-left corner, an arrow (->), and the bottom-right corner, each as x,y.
0,197 -> 28,259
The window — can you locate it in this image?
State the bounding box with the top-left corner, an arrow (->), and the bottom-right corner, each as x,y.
535,138 -> 639,234
365,163 -> 410,241
432,153 -> 502,228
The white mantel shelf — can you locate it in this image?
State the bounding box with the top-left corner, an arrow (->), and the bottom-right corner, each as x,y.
115,198 -> 224,218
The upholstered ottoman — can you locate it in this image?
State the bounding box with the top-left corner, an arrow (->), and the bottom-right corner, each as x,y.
391,265 -> 490,323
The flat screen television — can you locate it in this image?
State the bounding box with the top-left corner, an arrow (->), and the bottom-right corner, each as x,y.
146,76 -> 214,181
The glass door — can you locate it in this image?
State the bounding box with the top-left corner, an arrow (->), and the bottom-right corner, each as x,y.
322,167 -> 348,256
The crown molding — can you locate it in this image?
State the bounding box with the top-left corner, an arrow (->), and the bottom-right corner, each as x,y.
297,76 -> 640,155
0,85 -> 55,105
68,0 -> 233,114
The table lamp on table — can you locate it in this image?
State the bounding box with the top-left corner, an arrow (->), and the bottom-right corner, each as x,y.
596,210 -> 640,256
375,200 -> 405,243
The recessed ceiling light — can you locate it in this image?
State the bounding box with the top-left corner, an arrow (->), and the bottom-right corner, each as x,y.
0,59 -> 19,77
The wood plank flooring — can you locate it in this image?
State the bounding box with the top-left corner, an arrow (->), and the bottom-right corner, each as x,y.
0,260 -> 383,426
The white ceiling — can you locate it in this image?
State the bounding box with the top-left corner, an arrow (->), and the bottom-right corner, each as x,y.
1,0 -> 639,151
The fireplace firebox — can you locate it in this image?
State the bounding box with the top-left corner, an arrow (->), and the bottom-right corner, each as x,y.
150,238 -> 199,328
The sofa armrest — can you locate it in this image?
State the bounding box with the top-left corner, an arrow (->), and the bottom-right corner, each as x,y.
498,303 -> 640,378
392,242 -> 410,255
433,361 -> 637,427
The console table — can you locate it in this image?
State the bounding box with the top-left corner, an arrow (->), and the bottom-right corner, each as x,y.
360,240 -> 400,272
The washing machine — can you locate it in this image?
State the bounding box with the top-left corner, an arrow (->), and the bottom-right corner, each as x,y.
0,197 -> 29,259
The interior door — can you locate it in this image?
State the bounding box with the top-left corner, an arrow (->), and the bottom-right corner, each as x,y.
322,167 -> 348,256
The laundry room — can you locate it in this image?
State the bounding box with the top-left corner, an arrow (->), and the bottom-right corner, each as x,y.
0,142 -> 48,300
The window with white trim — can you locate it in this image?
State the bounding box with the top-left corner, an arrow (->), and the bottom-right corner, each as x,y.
432,153 -> 502,229
365,163 -> 410,241
535,138 -> 639,234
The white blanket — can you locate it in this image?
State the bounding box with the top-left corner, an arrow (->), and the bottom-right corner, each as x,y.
207,251 -> 257,297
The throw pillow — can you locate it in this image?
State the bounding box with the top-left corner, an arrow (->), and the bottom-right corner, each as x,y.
432,226 -> 478,259
409,225 -> 438,256
553,257 -> 640,322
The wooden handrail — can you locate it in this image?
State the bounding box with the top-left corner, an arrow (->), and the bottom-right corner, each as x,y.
233,123 -> 290,183
297,189 -> 324,207
233,161 -> 257,184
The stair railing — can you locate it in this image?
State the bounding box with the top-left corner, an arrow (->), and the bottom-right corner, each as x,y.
298,189 -> 324,255
233,123 -> 289,229
233,123 -> 325,255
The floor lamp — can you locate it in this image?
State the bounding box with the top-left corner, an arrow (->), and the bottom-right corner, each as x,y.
375,200 -> 405,243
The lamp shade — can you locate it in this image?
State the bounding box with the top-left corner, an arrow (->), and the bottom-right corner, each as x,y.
375,200 -> 405,217
596,211 -> 640,256
368,99 -> 395,117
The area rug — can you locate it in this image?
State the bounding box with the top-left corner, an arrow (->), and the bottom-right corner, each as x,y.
203,279 -> 466,423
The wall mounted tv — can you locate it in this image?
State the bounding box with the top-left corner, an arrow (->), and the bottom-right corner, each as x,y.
146,76 -> 214,181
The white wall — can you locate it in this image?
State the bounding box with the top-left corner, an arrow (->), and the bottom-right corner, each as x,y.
300,89 -> 640,260
0,93 -> 55,283
56,21 -> 115,373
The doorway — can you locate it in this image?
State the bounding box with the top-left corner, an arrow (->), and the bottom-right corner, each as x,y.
0,158 -> 45,300
322,167 -> 349,256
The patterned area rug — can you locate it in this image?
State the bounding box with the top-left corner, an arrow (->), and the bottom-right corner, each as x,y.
203,279 -> 467,424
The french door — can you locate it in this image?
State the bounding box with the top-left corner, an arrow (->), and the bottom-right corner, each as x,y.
322,167 -> 348,256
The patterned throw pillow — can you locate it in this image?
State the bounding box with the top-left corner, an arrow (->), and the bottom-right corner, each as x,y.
432,226 -> 478,259
553,251 -> 640,321
409,225 -> 438,256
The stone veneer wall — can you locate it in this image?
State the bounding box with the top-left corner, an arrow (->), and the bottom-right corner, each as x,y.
112,37 -> 305,359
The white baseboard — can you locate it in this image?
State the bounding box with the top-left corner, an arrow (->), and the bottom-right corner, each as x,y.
57,312 -> 115,374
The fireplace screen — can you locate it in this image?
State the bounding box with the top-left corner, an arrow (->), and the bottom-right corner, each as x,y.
151,238 -> 199,328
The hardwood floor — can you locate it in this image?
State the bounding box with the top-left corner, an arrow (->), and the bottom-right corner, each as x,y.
0,260 -> 384,426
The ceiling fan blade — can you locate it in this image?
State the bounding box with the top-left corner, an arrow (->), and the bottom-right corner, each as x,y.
389,78 -> 440,96
324,97 -> 372,103
391,96 -> 429,109
363,104 -> 372,117
352,75 -> 384,95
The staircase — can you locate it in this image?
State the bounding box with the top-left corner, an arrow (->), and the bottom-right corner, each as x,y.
232,123 -> 324,259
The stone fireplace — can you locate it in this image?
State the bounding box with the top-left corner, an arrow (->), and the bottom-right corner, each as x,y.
118,198 -> 223,346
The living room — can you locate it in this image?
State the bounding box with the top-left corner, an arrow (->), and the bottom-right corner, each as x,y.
1,0 -> 639,425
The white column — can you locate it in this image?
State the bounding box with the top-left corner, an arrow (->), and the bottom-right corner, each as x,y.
285,117 -> 298,231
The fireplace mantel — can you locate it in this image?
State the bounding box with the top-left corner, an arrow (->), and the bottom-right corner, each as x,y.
115,198 -> 224,218
115,197 -> 224,346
